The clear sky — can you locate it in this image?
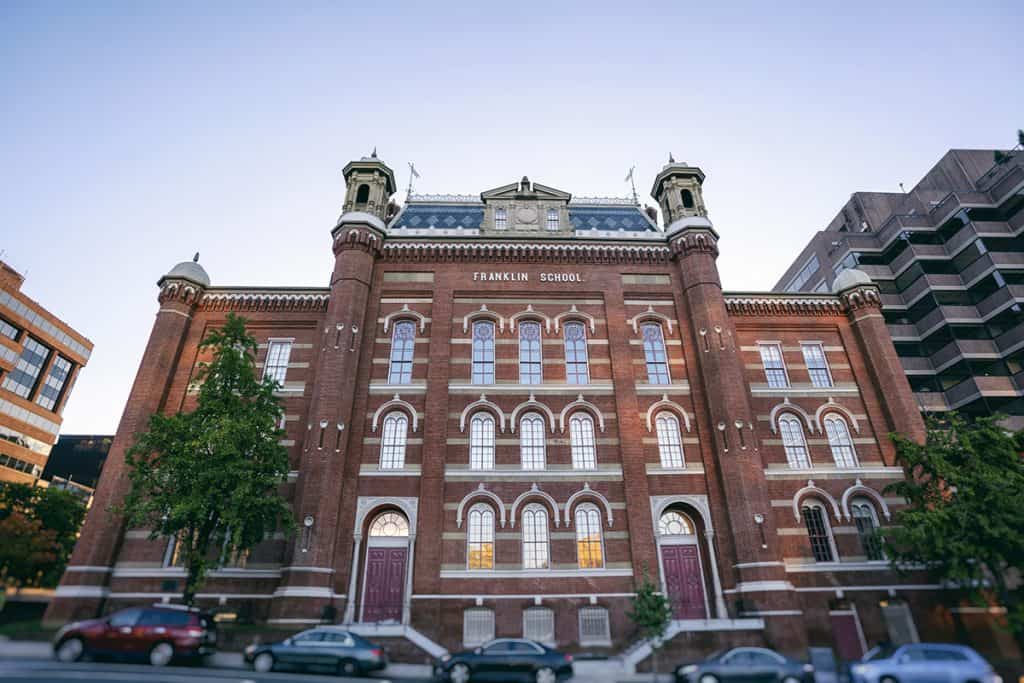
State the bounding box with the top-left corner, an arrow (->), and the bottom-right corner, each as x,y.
2,1 -> 1022,434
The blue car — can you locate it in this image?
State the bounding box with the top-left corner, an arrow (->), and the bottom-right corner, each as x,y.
850,643 -> 1000,683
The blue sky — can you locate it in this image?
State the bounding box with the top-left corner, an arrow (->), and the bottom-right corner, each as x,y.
2,1 -> 1022,433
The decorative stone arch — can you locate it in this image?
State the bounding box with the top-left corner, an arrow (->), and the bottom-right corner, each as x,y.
553,305 -> 596,334
559,395 -> 606,433
563,483 -> 614,528
793,480 -> 843,522
383,304 -> 428,333
509,305 -> 552,334
509,394 -> 557,433
628,306 -> 674,336
644,395 -> 692,433
353,496 -> 419,538
649,494 -> 714,533
456,484 -> 507,529
814,398 -> 861,434
841,479 -> 891,521
509,484 -> 560,528
769,397 -> 816,434
371,394 -> 419,433
463,304 -> 505,334
460,394 -> 506,433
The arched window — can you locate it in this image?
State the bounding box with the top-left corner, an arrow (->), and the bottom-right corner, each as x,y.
680,189 -> 695,209
387,320 -> 415,384
494,208 -> 508,230
519,321 -> 542,384
569,413 -> 597,470
355,184 -> 370,204
519,413 -> 546,470
574,503 -> 604,569
655,412 -> 685,469
369,511 -> 409,537
546,208 -> 559,231
778,415 -> 811,469
379,412 -> 408,469
467,503 -> 495,569
823,415 -> 858,467
658,510 -> 694,536
851,498 -> 884,560
802,502 -> 836,562
472,320 -> 495,384
521,503 -> 550,569
469,413 -> 495,470
641,323 -> 670,385
563,322 -> 590,385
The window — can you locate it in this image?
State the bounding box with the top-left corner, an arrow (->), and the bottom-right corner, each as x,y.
35,355 -> 72,411
851,499 -> 884,560
569,414 -> 597,470
574,503 -> 604,569
786,255 -> 821,292
778,415 -> 811,469
379,412 -> 408,469
823,415 -> 858,467
655,412 -> 685,468
0,318 -> 18,340
293,630 -> 325,643
518,321 -> 542,384
641,323 -> 670,384
759,343 -> 789,388
472,321 -> 495,384
563,322 -> 589,384
108,608 -> 143,628
494,208 -> 508,230
802,503 -> 835,562
519,413 -> 546,470
355,184 -> 370,204
546,209 -> 559,231
463,609 -> 494,647
523,607 -> 555,644
263,340 -> 292,385
1,336 -> 49,399
467,503 -> 495,570
470,413 -> 495,470
680,189 -> 695,209
658,510 -> 694,536
521,504 -> 550,569
369,511 -> 409,537
801,343 -> 832,388
578,606 -> 611,646
388,321 -> 415,384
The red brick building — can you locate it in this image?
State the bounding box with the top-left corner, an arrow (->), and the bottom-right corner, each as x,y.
46,155 -> 1017,662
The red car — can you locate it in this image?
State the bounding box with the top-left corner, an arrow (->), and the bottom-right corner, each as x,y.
53,604 -> 217,666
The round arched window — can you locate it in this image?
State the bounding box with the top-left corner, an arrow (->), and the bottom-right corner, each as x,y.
369,511 -> 409,537
658,510 -> 694,536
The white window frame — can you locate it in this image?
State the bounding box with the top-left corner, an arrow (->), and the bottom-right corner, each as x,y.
569,413 -> 597,470
641,322 -> 671,385
545,208 -> 559,231
758,342 -> 789,388
823,414 -> 858,467
463,608 -> 495,647
521,503 -> 550,570
563,321 -> 590,385
655,412 -> 685,469
850,498 -> 885,561
578,606 -> 611,646
523,607 -> 555,645
801,342 -> 833,388
519,413 -> 546,470
802,501 -> 838,563
472,321 -> 496,385
469,412 -> 496,470
467,503 -> 495,570
574,503 -> 605,569
262,339 -> 293,385
378,411 -> 409,470
518,321 -> 543,385
494,208 -> 508,230
387,320 -> 416,384
778,414 -> 811,469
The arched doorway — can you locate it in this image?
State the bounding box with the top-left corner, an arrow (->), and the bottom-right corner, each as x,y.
657,508 -> 708,619
360,510 -> 409,623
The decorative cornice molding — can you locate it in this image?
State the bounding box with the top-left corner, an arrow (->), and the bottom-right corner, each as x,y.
158,279 -> 204,306
407,193 -> 479,204
724,295 -> 845,317
838,284 -> 883,312
381,241 -> 672,264
200,289 -> 329,312
668,230 -> 719,258
332,224 -> 384,256
569,196 -> 637,206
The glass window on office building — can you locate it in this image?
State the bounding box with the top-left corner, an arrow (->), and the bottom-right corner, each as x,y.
36,355 -> 72,411
786,255 -> 820,292
2,336 -> 50,399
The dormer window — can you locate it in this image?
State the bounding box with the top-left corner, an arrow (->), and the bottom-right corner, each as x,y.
495,208 -> 508,230
680,189 -> 695,209
546,209 -> 559,231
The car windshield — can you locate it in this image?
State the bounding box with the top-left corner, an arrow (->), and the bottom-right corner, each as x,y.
863,646 -> 896,662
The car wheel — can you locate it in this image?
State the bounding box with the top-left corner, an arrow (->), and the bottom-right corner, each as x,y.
536,666 -> 557,683
149,642 -> 174,667
253,652 -> 275,673
699,675 -> 720,683
783,677 -> 802,683
880,677 -> 899,683
55,637 -> 85,663
337,658 -> 359,676
451,662 -> 472,683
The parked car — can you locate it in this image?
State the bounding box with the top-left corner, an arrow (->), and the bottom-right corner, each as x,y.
850,643 -> 1001,683
243,626 -> 387,676
433,638 -> 573,683
53,604 -> 217,666
675,647 -> 815,683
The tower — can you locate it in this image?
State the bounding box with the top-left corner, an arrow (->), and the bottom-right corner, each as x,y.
340,151 -> 397,223
650,160 -> 708,228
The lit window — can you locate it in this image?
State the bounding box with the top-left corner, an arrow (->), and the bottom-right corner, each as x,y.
469,413 -> 495,470
35,355 -> 72,411
472,321 -> 495,385
379,412 -> 408,469
518,321 -> 542,384
759,343 -> 789,388
655,412 -> 685,468
546,209 -> 559,231
521,503 -> 550,569
1,336 -> 50,399
569,413 -> 597,470
778,415 -> 811,469
523,607 -> 555,644
802,503 -> 835,562
578,606 -> 611,646
388,321 -> 415,384
823,415 -> 858,468
851,499 -> 884,561
467,503 -> 495,570
574,503 -> 604,569
563,322 -> 589,385
519,413 -> 546,470
263,340 -> 292,386
494,208 -> 508,230
658,510 -> 694,536
463,608 -> 495,647
641,323 -> 671,384
801,343 -> 832,388
369,511 -> 409,537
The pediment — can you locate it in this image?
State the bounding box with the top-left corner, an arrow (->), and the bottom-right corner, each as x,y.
481,177 -> 572,203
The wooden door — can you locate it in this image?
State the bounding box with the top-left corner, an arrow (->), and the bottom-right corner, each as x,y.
661,544 -> 706,619
362,547 -> 406,623
830,610 -> 866,661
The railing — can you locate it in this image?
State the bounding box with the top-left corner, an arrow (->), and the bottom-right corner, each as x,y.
917,305 -> 979,337
900,357 -> 933,373
931,339 -> 999,371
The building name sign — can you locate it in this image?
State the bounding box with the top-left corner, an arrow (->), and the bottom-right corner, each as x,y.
472,271 -> 584,283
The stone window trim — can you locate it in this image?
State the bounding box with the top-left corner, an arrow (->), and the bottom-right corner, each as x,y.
382,304 -> 428,333
456,484 -> 507,529
462,305 -> 506,334
558,395 -> 606,433
654,412 -> 686,469
508,394 -> 557,433
563,483 -> 614,528
792,480 -> 843,523
371,394 -> 419,433
508,305 -> 552,334
378,411 -> 409,470
459,395 -> 507,433
552,305 -> 596,334
768,398 -> 816,434
643,395 -> 692,433
627,306 -> 674,336
509,484 -> 561,528
813,399 -> 861,434
840,480 -> 891,521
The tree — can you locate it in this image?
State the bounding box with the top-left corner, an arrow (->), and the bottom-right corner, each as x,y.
0,512 -> 58,587
121,313 -> 294,605
0,482 -> 86,587
628,566 -> 672,677
885,413 -> 1024,651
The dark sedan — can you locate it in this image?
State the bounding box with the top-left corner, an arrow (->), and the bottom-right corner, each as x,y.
434,638 -> 573,683
675,647 -> 815,683
243,626 -> 387,676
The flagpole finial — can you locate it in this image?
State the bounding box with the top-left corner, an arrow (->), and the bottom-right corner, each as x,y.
668,153 -> 675,164
371,147 -> 378,158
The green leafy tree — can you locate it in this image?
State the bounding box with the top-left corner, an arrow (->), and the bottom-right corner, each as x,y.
121,313 -> 294,605
0,482 -> 86,586
0,512 -> 58,587
628,566 -> 672,676
886,413 -> 1024,650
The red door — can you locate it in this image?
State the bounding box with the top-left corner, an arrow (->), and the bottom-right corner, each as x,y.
661,545 -> 706,619
830,611 -> 866,661
362,547 -> 407,623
